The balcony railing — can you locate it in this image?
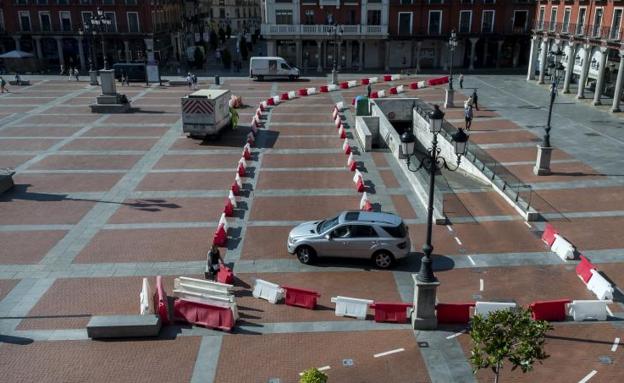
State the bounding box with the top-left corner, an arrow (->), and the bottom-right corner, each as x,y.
533,20 -> 623,41
261,24 -> 388,37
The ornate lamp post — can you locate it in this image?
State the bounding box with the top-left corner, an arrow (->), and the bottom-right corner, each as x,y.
533,48 -> 564,175
91,8 -> 112,70
445,30 -> 458,108
327,23 -> 343,85
400,103 -> 469,329
79,24 -> 99,85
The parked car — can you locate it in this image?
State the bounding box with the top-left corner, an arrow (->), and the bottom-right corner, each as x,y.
287,211 -> 411,269
249,56 -> 299,81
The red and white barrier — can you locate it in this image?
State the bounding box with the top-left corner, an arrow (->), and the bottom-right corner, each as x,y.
369,76 -> 378,84
529,299 -> 571,322
436,302 -> 475,324
224,197 -> 234,217
576,255 -> 596,284
389,87 -> 398,95
242,143 -> 251,160
340,81 -> 349,89
252,279 -> 284,304
541,223 -> 557,246
246,132 -> 255,146
332,108 -> 339,120
335,115 -> 342,128
218,213 -> 229,231
328,84 -> 339,92
231,173 -> 242,195
288,91 -> 297,99
307,87 -> 317,95
343,138 -> 351,155
347,80 -> 357,88
338,125 -> 346,139
272,95 -> 281,105
383,74 -> 392,82
360,192 -> 372,211
213,223 -> 227,246
417,80 -> 427,89
353,170 -> 365,193
396,85 -> 404,93
237,162 -> 245,177
255,108 -> 262,118
391,74 -> 401,81
331,296 -> 373,320
569,300 -> 610,321
298,88 -> 308,96
474,301 -> 517,318
551,234 -> 575,260
586,269 -> 614,300
377,90 -> 386,98
139,277 -> 154,315
347,152 -> 356,171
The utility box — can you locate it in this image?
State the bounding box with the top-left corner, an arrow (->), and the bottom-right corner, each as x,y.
181,89 -> 231,139
355,96 -> 370,116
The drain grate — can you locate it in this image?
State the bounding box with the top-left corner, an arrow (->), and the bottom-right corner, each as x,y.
342,359 -> 354,367
599,356 -> 613,365
418,342 -> 429,348
472,294 -> 483,300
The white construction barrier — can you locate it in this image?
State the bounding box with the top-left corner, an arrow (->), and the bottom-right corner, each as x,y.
272,95 -> 280,104
261,101 -> 268,109
328,84 -> 338,92
474,301 -> 517,318
417,80 -> 427,88
175,276 -> 234,295
378,90 -> 386,98
288,91 -> 296,99
347,80 -> 357,88
228,190 -> 237,208
369,77 -> 378,84
586,269 -> 614,300
335,101 -> 344,111
139,277 -> 154,315
568,300 -> 611,321
238,157 -> 247,169
307,87 -> 317,95
235,173 -> 242,189
396,85 -> 405,93
551,234 -> 575,260
218,213 -> 229,231
353,169 -> 363,184
252,279 -> 284,304
331,296 -> 373,320
391,74 -> 401,81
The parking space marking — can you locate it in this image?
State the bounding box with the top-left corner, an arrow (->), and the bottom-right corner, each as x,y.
446,332 -> 463,340
446,225 -> 454,232
578,370 -> 597,383
373,348 -> 405,358
612,337 -> 620,352
467,255 -> 476,266
479,279 -> 484,291
454,236 -> 463,245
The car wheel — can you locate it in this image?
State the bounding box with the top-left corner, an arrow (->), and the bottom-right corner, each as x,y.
373,251 -> 394,269
296,246 -> 316,265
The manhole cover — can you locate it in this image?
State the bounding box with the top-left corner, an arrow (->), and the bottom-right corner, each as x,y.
342,359 -> 354,367
599,356 -> 613,365
418,342 -> 429,348
472,294 -> 482,300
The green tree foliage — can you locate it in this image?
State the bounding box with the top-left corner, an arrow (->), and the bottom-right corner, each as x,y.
299,368 -> 328,383
470,307 -> 553,383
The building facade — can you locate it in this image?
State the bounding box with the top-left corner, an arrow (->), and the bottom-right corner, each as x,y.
528,0 -> 624,111
260,0 -> 536,72
198,0 -> 261,34
0,0 -> 184,71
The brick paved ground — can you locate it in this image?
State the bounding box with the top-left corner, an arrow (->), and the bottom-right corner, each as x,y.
0,75 -> 623,383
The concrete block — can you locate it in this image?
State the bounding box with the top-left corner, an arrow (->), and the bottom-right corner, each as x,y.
86,314 -> 161,339
0,169 -> 15,194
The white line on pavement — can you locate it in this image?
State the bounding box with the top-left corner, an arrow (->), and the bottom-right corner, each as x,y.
446,332 -> 463,340
606,306 -> 614,317
374,348 -> 405,358
578,370 -> 597,383
612,337 -> 620,352
454,236 -> 463,245
467,255 -> 476,265
479,279 -> 484,291
446,225 -> 454,232
524,222 -> 532,228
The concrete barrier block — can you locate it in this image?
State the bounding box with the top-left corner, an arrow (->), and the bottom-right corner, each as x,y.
87,315 -> 161,339
331,296 -> 373,320
586,270 -> 614,300
474,301 -> 517,318
568,300 -> 611,321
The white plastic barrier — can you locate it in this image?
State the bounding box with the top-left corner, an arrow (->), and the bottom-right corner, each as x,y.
417,80 -> 427,88
391,74 -> 401,81
328,84 -> 338,91
272,95 -> 280,104
377,90 -> 386,98
288,91 -> 296,99
586,269 -> 614,300
396,85 -> 404,93
335,101 -> 344,111
252,279 -> 284,304
331,296 -> 373,320
175,276 -> 233,294
139,277 -> 154,315
347,80 -> 357,88
307,87 -> 317,95
568,300 -> 611,321
261,101 -> 268,109
551,234 -> 575,260
369,77 -> 378,84
474,301 -> 517,318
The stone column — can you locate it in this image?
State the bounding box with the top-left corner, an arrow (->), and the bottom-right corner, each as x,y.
316,40 -> 323,72
33,36 -> 43,60
384,40 -> 390,71
295,40 -> 302,69
55,36 -> 65,67
337,41 -> 342,71
469,38 -> 479,70
124,40 -> 131,62
482,39 -> 489,67
612,50 -> 624,112
170,34 -> 177,60
513,42 -> 521,68
416,41 -> 422,72
538,37 -> 548,84
12,36 -> 21,52
77,37 -> 86,71
496,40 -> 504,68
346,41 -> 353,70
562,41 -> 576,94
577,44 -> 591,99
527,36 -> 539,80
412,275 -> 440,330
358,40 -> 364,71
593,46 -> 609,106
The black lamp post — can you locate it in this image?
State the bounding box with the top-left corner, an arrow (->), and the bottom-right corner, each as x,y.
445,30 -> 458,108
327,23 -> 343,85
78,26 -> 94,72
400,103 -> 469,283
91,8 -> 112,70
543,48 -> 565,148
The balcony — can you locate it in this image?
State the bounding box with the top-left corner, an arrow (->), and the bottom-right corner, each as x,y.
532,20 -> 623,42
261,24 -> 388,38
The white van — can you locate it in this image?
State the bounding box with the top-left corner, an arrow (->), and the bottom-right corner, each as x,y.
249,56 -> 300,81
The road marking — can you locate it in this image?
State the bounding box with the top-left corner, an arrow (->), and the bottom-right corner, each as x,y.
374,348 -> 405,358
524,221 -> 532,228
578,370 -> 597,383
606,306 -> 614,317
446,225 -> 454,232
467,255 -> 476,265
612,337 -> 620,352
479,279 -> 484,291
299,366 -> 331,376
454,236 -> 463,245
446,332 -> 463,340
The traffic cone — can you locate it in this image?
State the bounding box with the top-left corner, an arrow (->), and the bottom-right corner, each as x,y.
339,125 -> 346,139
237,162 -> 245,177
356,176 -> 365,193
213,224 -> 227,247
218,213 -> 229,231
343,138 -> 351,155
360,192 -> 373,211
224,198 -> 234,217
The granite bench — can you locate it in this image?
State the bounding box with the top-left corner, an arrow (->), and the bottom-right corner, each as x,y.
86,314 -> 161,339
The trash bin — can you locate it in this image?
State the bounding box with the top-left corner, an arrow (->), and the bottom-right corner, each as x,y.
355,96 -> 370,116
215,75 -> 220,85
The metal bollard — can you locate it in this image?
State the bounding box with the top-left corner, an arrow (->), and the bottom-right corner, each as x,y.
215,75 -> 220,85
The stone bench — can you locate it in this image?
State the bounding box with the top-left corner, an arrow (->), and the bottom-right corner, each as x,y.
169,79 -> 190,86
0,169 -> 15,194
86,314 -> 161,339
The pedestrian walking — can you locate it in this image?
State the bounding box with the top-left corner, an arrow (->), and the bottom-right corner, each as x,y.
0,76 -> 7,93
205,244 -> 223,280
68,67 -> 73,81
367,83 -> 372,98
74,68 -> 80,82
459,73 -> 464,89
14,73 -> 21,86
60,64 -> 65,77
472,88 -> 479,111
464,98 -> 474,131
192,73 -> 198,90
186,72 -> 193,90
122,71 -> 129,86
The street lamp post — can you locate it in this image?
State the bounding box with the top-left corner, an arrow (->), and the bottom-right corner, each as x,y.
400,103 -> 469,329
91,8 -> 112,70
79,25 -> 99,85
445,30 -> 458,109
327,24 -> 343,85
533,48 -> 564,176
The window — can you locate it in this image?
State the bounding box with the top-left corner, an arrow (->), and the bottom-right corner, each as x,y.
562,7 -> 571,33
57,0 -> 68,4
538,6 -> 545,30
219,8 -> 225,19
332,225 -> 350,238
481,10 -> 494,33
513,10 -> 528,33
348,9 -> 357,25
593,8 -> 603,37
428,10 -> 442,35
350,225 -> 378,238
459,10 -> 471,33
275,9 -> 292,24
383,223 -> 407,238
19,11 -> 31,32
304,10 -> 314,25
37,0 -> 48,5
39,11 -> 51,32
280,62 -> 290,69
104,12 -> 117,32
577,7 -> 587,35
60,11 -> 72,32
549,7 -> 557,32
102,0 -> 114,5
611,8 -> 623,40
0,10 -> 4,32
125,0 -> 137,4
127,12 -> 139,33
367,10 -> 381,26
398,12 -> 412,36
80,0 -> 91,4
82,11 -> 92,26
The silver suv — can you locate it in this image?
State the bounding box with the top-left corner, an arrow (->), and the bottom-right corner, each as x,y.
287,211 -> 411,269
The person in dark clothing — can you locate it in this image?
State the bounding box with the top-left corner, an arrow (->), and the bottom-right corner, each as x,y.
367,83 -> 372,98
459,74 -> 464,89
472,89 -> 479,111
205,245 -> 223,280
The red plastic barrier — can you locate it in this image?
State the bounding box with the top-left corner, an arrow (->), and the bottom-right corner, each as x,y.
409,82 -> 419,89
230,181 -> 240,196
154,275 -> 170,325
370,91 -> 379,99
267,97 -> 275,106
282,285 -> 320,309
576,255 -> 597,284
541,223 -> 557,246
361,78 -> 370,85
242,148 -> 251,161
213,224 -> 227,247
217,265 -> 234,284
298,88 -> 308,96
370,302 -> 411,323
352,97 -> 357,106
389,87 -> 398,95
237,163 -> 245,177
280,92 -> 289,101
383,75 -> 392,82
339,128 -> 346,139
223,199 -> 234,217
529,299 -> 571,322
436,302 -> 475,324
320,85 -> 329,93
340,82 -> 349,89
349,161 -> 357,172
356,177 -> 365,192
344,143 -> 351,155
173,298 -> 235,331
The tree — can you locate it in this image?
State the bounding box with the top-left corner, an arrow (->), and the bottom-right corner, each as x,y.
470,307 -> 553,383
299,368 -> 327,383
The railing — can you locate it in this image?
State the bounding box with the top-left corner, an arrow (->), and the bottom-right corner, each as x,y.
261,24 -> 388,36
534,20 -> 623,41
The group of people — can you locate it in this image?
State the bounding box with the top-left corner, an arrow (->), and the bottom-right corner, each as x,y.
60,65 -> 80,81
464,88 -> 479,131
186,72 -> 199,90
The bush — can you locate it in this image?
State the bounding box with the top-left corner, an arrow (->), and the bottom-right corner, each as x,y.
299,368 -> 328,383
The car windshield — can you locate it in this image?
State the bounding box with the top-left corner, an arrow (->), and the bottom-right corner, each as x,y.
317,215 -> 339,233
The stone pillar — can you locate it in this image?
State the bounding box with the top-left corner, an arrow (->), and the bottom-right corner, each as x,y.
577,44 -> 591,99
593,46 -> 609,106
77,37 -> 86,71
562,42 -> 576,94
416,41 -> 422,72
346,41 -> 352,70
612,50 -> 624,112
295,40 -> 302,69
482,39 -> 489,67
316,40 -> 323,72
33,36 -> 43,60
496,40 -> 504,68
469,38 -> 479,70
527,36 -> 539,80
538,38 -> 548,84
384,40 -> 390,71
12,36 -> 21,52
513,42 -> 521,68
55,37 -> 65,67
358,40 -> 364,71
124,40 -> 131,62
412,275 -> 440,330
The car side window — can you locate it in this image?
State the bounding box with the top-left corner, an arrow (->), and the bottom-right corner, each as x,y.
350,225 -> 378,238
280,63 -> 290,69
332,225 -> 351,238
